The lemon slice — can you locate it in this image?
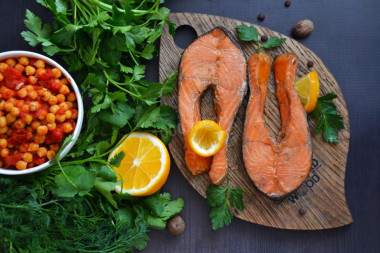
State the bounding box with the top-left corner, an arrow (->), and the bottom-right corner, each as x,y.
108,132 -> 170,197
188,120 -> 227,157
294,71 -> 320,113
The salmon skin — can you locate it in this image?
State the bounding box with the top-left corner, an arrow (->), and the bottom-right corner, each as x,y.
178,27 -> 247,185
243,53 -> 312,199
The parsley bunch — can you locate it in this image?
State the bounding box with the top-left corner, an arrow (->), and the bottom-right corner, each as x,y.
206,179 -> 244,230
237,24 -> 286,53
312,93 -> 344,143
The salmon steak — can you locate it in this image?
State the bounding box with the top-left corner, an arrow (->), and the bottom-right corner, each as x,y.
178,27 -> 247,185
242,53 -> 312,199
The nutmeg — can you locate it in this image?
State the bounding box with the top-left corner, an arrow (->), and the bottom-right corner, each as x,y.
167,215 -> 185,235
293,19 -> 314,38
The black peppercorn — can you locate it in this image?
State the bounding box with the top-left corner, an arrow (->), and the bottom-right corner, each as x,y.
285,1 -> 291,7
299,207 -> 307,215
261,35 -> 268,42
307,60 -> 314,68
257,13 -> 265,21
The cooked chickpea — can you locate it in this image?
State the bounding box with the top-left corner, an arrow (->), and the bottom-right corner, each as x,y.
46,113 -> 55,123
34,59 -> 45,69
27,90 -> 38,100
37,125 -> 48,135
29,101 -> 40,112
71,109 -> 78,119
17,88 -> 27,98
19,143 -> 28,153
3,89 -> 14,99
6,114 -> 16,124
0,139 -> 7,148
1,148 -> 9,157
28,76 -> 38,85
23,114 -> 33,124
49,144 -> 60,152
56,114 -> 66,123
6,58 -> 16,67
0,73 -> 3,82
63,122 -> 73,133
22,152 -> 33,163
21,104 -> 30,113
0,127 -> 8,134
47,150 -> 56,160
19,56 -> 29,66
65,110 -> 72,119
14,100 -> 24,108
14,119 -> 25,129
4,101 -> 13,111
49,105 -> 60,114
41,90 -> 51,101
15,63 -> 25,73
0,62 -> 8,72
31,121 -> 41,130
28,142 -> 39,152
60,78 -> 68,85
10,107 -> 20,117
0,117 -> 6,128
55,94 -> 64,103
52,68 -> 62,78
16,160 -> 27,170
48,96 -> 58,105
34,134 -> 46,144
36,147 -> 47,157
25,65 -> 36,76
59,102 -> 69,111
47,123 -> 56,131
35,68 -> 46,78
59,85 -> 70,95
25,85 -> 34,91
37,110 -> 47,120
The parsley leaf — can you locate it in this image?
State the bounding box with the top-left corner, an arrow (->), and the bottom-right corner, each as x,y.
206,179 -> 244,230
237,24 -> 258,42
262,36 -> 286,49
109,151 -> 125,167
312,92 -> 344,143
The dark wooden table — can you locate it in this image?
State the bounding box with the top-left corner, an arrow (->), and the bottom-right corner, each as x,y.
1,1 -> 379,252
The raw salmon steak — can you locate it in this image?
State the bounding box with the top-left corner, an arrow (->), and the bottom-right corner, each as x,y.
242,53 -> 312,199
178,27 -> 247,184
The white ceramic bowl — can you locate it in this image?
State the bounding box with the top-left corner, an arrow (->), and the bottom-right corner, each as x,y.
0,51 -> 84,175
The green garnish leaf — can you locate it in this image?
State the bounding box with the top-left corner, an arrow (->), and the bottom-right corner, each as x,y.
237,24 -> 258,42
262,36 -> 286,49
109,151 -> 125,168
206,179 -> 244,230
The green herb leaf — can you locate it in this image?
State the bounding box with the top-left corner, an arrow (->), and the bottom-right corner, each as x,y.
262,36 -> 286,49
229,189 -> 244,211
109,151 -> 125,168
237,24 -> 258,42
209,204 -> 233,230
206,185 -> 227,207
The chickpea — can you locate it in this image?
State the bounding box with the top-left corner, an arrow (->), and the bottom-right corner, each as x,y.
41,90 -> 51,101
59,102 -> 69,111
2,89 -> 14,99
29,101 -> 40,112
0,73 -> 3,82
14,100 -> 24,108
36,147 -> 47,157
63,122 -> 73,133
21,104 -> 30,113
59,85 -> 70,95
47,150 -> 56,160
25,85 -> 34,91
56,114 -> 66,123
28,142 -> 39,152
37,110 -> 47,121
16,88 -> 27,99
14,119 -> 25,129
0,139 -> 7,148
3,102 -> 13,112
10,107 -> 20,117
28,90 -> 38,100
47,122 -> 56,131
34,59 -> 45,69
15,63 -> 25,73
35,68 -> 46,78
48,96 -> 58,105
25,65 -> 36,76
65,110 -> 72,119
16,161 -> 27,170
66,101 -> 74,109
37,125 -> 48,135
0,101 -> 4,110
71,109 -> 78,119
0,62 -> 8,72
60,78 -> 69,85
49,105 -> 60,114
34,134 -> 46,144
6,114 -> 16,124
56,94 -> 65,103
49,144 -> 60,152
31,120 -> 41,130
0,117 -> 6,128
28,76 -> 38,85
5,58 -> 16,67
1,148 -> 9,157
23,114 -> 33,124
52,68 -> 62,78
19,56 -> 29,66
46,113 -> 55,123
19,143 -> 28,153
0,127 -> 8,134
22,152 -> 33,163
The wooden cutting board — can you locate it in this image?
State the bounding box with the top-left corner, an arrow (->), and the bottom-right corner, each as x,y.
159,13 -> 352,230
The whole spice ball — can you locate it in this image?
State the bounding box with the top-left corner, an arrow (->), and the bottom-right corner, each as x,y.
261,35 -> 268,43
167,215 -> 185,235
285,1 -> 291,7
299,207 -> 307,215
307,60 -> 314,68
293,19 -> 314,38
257,13 -> 265,21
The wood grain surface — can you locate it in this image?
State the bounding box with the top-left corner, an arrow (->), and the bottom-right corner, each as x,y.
159,13 -> 352,230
